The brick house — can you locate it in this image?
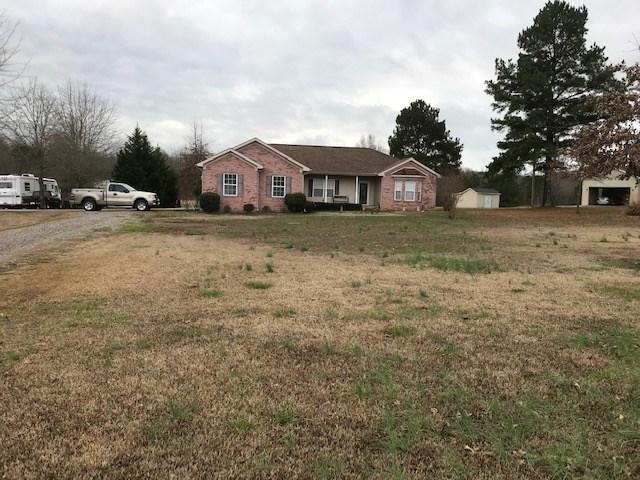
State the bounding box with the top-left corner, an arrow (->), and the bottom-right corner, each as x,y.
197,138 -> 440,212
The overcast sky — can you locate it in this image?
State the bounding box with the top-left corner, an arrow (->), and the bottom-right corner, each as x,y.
6,0 -> 639,169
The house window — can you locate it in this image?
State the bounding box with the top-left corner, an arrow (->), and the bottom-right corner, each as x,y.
272,175 -> 285,198
394,181 -> 402,201
223,173 -> 238,196
404,181 -> 416,201
313,178 -> 334,198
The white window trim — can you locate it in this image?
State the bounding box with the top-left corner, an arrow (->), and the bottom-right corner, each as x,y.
223,173 -> 238,197
272,175 -> 286,198
404,181 -> 416,202
394,180 -> 402,201
313,177 -> 335,198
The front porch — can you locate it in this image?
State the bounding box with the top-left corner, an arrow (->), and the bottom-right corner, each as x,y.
304,174 -> 380,207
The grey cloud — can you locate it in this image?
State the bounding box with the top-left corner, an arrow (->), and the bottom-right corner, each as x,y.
6,0 -> 639,169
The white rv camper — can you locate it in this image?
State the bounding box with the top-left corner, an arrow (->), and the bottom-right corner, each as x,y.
0,174 -> 62,208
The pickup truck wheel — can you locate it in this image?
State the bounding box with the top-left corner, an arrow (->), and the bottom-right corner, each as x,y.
134,199 -> 149,211
82,198 -> 97,211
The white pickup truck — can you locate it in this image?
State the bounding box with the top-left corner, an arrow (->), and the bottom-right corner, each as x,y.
69,181 -> 159,211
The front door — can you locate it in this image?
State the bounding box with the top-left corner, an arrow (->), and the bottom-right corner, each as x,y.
358,182 -> 368,205
483,195 -> 492,208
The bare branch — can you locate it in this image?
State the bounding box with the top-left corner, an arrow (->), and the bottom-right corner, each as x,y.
56,80 -> 118,154
0,13 -> 25,90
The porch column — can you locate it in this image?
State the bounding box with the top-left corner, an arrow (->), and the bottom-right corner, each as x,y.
355,176 -> 359,203
323,174 -> 328,203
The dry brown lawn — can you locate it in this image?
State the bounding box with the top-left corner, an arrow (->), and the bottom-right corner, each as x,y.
1,208 -> 639,479
0,210 -> 76,232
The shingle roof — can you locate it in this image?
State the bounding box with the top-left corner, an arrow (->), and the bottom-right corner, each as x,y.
269,144 -> 400,175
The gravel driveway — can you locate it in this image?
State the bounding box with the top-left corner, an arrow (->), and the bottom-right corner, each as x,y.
0,210 -> 132,263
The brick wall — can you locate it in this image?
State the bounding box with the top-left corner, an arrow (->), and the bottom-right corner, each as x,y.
380,174 -> 437,211
201,152 -> 259,212
238,143 -> 304,212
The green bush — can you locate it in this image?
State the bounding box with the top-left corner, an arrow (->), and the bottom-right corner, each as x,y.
284,192 -> 307,213
199,192 -> 220,213
243,203 -> 255,213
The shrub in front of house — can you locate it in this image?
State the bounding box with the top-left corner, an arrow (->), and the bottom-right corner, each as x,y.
284,193 -> 307,213
222,205 -> 232,213
243,203 -> 255,213
199,192 -> 220,213
261,205 -> 271,213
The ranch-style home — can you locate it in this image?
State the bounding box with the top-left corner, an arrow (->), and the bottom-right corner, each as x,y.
197,138 -> 440,212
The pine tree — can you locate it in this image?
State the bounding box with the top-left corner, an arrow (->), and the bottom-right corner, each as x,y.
486,0 -> 621,205
388,99 -> 463,174
112,126 -> 178,207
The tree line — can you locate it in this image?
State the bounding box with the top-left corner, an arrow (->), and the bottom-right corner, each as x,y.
0,16 -> 187,207
361,1 -> 639,208
2,2 -> 638,209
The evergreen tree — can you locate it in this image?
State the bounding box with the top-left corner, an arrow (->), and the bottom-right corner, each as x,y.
388,100 -> 463,174
486,0 -> 621,205
112,126 -> 178,207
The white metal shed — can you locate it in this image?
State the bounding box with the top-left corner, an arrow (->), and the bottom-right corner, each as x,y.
455,187 -> 501,209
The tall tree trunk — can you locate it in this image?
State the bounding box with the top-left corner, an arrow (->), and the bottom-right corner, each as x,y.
575,180 -> 582,214
530,163 -> 536,207
38,149 -> 46,209
542,166 -> 548,207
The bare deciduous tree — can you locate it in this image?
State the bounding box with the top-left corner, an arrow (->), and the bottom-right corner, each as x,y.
54,81 -> 118,188
57,80 -> 117,154
356,133 -> 386,152
1,79 -> 57,206
0,13 -> 23,91
178,122 -> 210,199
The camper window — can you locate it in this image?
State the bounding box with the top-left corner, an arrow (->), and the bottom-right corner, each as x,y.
25,183 -> 31,191
0,182 -> 12,189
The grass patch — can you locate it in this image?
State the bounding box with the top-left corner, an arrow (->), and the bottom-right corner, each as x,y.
0,350 -> 32,373
383,324 -> 417,338
230,417 -> 255,435
62,300 -> 130,328
253,452 -> 273,476
273,307 -> 296,318
567,325 -> 640,362
118,221 -> 153,234
407,253 -> 498,273
379,407 -> 429,454
200,288 -> 223,298
246,280 -> 272,290
278,337 -> 297,352
145,400 -> 201,441
312,455 -> 347,479
167,326 -> 206,342
441,342 -> 461,358
274,403 -> 299,426
320,340 -> 337,356
596,283 -> 640,302
102,343 -> 124,367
